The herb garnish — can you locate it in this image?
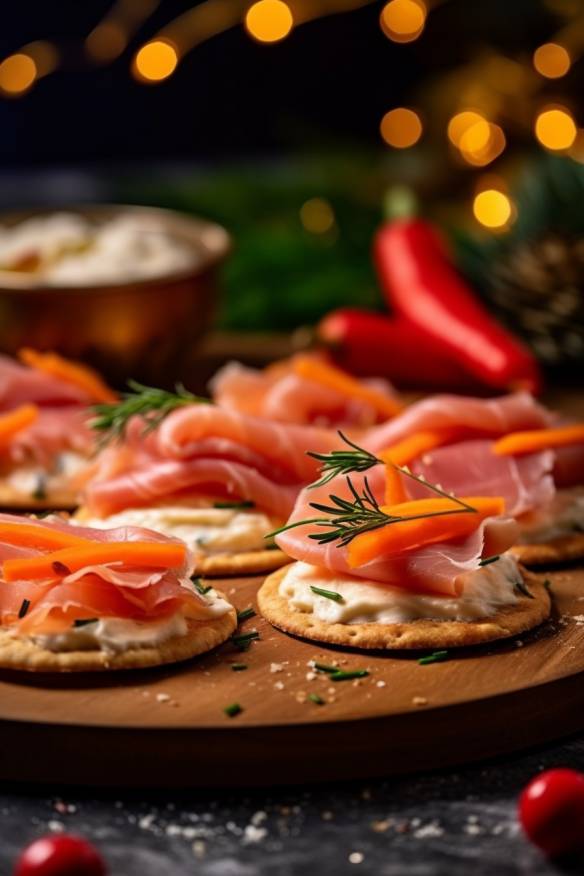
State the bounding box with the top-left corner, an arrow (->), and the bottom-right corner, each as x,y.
231,630 -> 260,651
214,500 -> 255,510
73,618 -> 98,628
330,669 -> 370,682
231,663 -> 248,672
224,702 -> 243,718
18,598 -> 30,619
236,607 -> 256,623
514,579 -> 534,599
479,555 -> 500,567
307,431 -> 382,488
91,380 -> 208,443
192,577 -> 212,595
310,585 -> 345,603
313,662 -> 339,674
32,475 -> 47,502
418,650 -> 449,665
308,693 -> 325,705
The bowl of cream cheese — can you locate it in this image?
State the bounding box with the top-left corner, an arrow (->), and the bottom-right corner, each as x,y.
0,204 -> 230,386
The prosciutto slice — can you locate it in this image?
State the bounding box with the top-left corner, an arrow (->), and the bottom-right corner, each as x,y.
0,354 -> 92,408
275,466 -> 519,596
365,392 -> 552,453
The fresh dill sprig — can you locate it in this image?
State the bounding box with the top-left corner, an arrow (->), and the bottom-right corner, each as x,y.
91,379 -> 208,443
307,431 -> 382,488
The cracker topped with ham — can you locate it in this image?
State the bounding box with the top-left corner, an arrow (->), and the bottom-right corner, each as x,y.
258,444 -> 551,650
0,512 -> 236,671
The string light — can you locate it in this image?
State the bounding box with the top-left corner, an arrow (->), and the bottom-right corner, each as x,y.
0,53 -> 37,96
533,43 -> 571,78
380,107 -> 423,148
380,0 -> 426,43
245,0 -> 294,44
132,39 -> 178,83
473,189 -> 514,230
535,106 -> 577,150
300,198 -> 336,234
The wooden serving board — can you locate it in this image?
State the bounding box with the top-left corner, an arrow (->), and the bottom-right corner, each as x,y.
0,566 -> 583,787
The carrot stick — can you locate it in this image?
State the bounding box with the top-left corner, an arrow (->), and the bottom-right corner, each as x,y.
0,522 -> 92,551
3,541 -> 187,582
292,354 -> 403,419
379,429 -> 460,467
347,496 -> 504,567
492,424 -> 584,457
384,464 -> 407,505
18,348 -> 118,403
0,404 -> 39,449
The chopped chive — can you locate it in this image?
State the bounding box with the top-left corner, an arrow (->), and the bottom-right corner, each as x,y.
313,662 -> 339,674
52,561 -> 71,576
73,618 -> 98,628
224,702 -> 243,718
18,598 -> 30,619
310,585 -> 345,604
191,577 -> 212,595
32,475 -> 47,502
214,500 -> 255,509
330,669 -> 370,682
479,555 -> 500,567
231,663 -> 248,672
231,630 -> 260,651
418,650 -> 449,666
308,693 -> 325,705
237,607 -> 256,623
514,579 -> 534,600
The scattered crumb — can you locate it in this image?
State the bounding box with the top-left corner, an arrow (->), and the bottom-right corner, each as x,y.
47,820 -> 64,833
306,671 -> 316,681
243,824 -> 267,844
349,851 -> 364,864
295,691 -> 307,703
274,681 -> 285,691
412,696 -> 428,707
572,615 -> 584,625
192,840 -> 206,859
321,811 -> 334,821
270,662 -> 284,673
251,811 -> 267,826
413,821 -> 444,839
515,640 -> 524,648
376,680 -> 386,688
371,819 -> 391,833
156,693 -> 171,703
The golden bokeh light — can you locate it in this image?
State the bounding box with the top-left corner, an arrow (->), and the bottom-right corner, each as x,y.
245,0 -> 294,44
447,111 -> 485,147
380,0 -> 426,43
458,118 -> 491,154
380,108 -> 423,148
535,106 -> 577,151
86,22 -> 127,62
133,40 -> 178,83
473,189 -> 513,229
460,123 -> 506,167
300,198 -> 336,234
533,43 -> 571,79
0,53 -> 37,96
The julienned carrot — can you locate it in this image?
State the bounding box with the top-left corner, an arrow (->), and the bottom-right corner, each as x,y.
292,354 -> 403,419
3,541 -> 187,582
493,424 -> 584,457
384,464 -> 407,505
347,496 -> 505,567
0,404 -> 38,448
0,522 -> 92,552
18,348 -> 118,404
379,429 -> 460,467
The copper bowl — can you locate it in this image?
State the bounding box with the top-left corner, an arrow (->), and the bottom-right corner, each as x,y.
0,204 -> 230,387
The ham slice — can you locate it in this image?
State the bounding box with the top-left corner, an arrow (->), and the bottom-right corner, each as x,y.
275,466 -> 519,596
210,358 -> 398,428
365,392 -> 552,453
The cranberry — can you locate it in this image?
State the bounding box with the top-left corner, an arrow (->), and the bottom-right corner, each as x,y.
519,768 -> 584,857
13,834 -> 107,876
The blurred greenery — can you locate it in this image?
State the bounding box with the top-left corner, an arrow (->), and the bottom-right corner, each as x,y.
119,155 -> 385,330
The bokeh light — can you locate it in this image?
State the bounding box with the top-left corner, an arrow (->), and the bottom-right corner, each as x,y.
380,0 -> 426,43
245,0 -> 294,44
0,53 -> 37,96
473,189 -> 513,229
133,40 -> 178,83
86,22 -> 127,62
460,123 -> 506,166
533,43 -> 571,79
300,198 -> 336,234
447,111 -> 486,147
380,108 -> 423,148
535,106 -> 577,151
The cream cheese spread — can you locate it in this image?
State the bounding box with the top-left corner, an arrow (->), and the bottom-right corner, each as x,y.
5,450 -> 89,500
518,487 -> 584,544
279,555 -> 521,625
83,505 -> 276,555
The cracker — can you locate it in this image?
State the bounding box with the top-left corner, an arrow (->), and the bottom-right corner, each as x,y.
511,534 -> 584,567
257,565 -> 551,650
0,604 -> 237,673
0,480 -> 78,511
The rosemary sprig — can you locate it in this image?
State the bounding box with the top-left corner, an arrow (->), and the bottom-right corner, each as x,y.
479,555 -> 500,567
310,585 -> 345,603
91,379 -> 208,443
307,431 -> 382,488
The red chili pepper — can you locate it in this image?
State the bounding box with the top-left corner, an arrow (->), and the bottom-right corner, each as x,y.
373,218 -> 542,394
519,768 -> 584,858
317,308 -> 481,390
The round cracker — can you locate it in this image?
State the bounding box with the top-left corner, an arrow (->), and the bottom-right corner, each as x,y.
512,534 -> 584,568
197,549 -> 291,577
0,604 -> 237,673
0,480 -> 78,511
257,565 -> 551,650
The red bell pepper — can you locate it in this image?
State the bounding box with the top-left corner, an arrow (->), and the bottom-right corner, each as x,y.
373,218 -> 542,394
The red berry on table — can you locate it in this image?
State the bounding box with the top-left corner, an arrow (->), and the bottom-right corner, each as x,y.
519,768 -> 584,858
13,834 -> 107,876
